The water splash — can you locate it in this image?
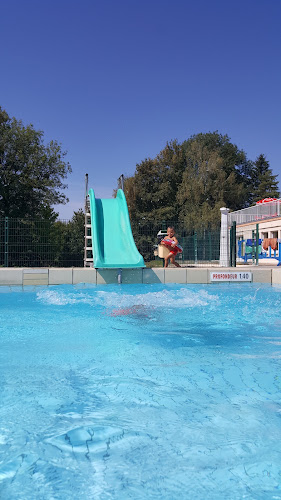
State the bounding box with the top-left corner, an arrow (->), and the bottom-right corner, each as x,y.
36,289 -> 93,306
36,287 -> 220,310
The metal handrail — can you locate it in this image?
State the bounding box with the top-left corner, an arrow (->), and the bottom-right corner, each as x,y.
229,200 -> 281,225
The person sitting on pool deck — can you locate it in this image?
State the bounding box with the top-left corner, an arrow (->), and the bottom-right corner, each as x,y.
161,226 -> 181,268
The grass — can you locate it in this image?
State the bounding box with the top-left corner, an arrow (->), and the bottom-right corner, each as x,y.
145,259 -> 164,268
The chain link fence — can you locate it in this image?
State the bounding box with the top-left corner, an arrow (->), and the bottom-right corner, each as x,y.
0,218 -> 84,267
132,219 -> 220,267
0,217 -> 220,267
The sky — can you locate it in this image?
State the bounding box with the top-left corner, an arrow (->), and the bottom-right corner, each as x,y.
1,0 -> 281,219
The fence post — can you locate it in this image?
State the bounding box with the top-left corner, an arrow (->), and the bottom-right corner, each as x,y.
208,232 -> 212,261
194,232 -> 198,264
84,174 -> 88,268
220,207 -> 230,266
161,221 -> 166,267
230,225 -> 233,267
4,217 -> 8,267
233,221 -> 236,267
252,229 -> 255,264
255,223 -> 259,266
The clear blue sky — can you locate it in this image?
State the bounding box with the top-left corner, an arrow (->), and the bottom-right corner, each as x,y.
1,0 -> 281,218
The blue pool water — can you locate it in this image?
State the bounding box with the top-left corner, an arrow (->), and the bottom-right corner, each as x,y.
0,283 -> 281,499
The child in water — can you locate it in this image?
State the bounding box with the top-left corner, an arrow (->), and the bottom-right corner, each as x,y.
161,226 -> 181,268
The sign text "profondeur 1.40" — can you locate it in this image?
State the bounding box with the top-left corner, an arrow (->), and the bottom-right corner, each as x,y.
210,272 -> 252,282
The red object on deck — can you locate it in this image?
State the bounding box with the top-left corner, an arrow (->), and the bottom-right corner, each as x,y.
256,198 -> 279,204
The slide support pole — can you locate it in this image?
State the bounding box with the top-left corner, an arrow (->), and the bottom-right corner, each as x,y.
118,268 -> 122,284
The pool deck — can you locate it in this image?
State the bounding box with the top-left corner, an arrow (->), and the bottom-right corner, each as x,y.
0,265 -> 281,286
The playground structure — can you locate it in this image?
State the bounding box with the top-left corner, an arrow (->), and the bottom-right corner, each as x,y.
237,237 -> 281,266
84,175 -> 144,269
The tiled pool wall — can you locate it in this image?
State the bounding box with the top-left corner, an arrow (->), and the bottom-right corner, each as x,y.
0,267 -> 281,285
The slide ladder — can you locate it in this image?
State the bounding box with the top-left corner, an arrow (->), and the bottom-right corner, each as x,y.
84,197 -> 93,267
85,188 -> 144,269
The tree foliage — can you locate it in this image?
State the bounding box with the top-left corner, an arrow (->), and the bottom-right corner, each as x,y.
120,132 -> 280,248
0,107 -> 71,218
58,209 -> 85,265
178,132 -> 253,229
251,154 -> 280,203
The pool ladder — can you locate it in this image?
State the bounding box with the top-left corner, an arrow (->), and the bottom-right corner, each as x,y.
84,197 -> 93,267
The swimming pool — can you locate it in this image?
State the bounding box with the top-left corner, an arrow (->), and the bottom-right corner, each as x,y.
0,283 -> 281,499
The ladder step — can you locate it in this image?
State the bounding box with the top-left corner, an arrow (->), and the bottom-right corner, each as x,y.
85,202 -> 92,267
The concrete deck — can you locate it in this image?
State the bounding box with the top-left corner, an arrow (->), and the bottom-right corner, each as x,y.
0,266 -> 280,285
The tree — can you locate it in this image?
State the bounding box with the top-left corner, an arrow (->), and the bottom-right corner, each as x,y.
178,146 -> 228,230
0,107 -> 71,218
118,141 -> 187,261
123,133 -> 256,229
124,140 -> 185,222
251,154 -> 280,203
118,132 -> 280,257
178,132 -> 253,229
63,209 -> 85,264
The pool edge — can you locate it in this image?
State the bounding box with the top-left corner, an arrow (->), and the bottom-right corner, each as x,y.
0,266 -> 280,285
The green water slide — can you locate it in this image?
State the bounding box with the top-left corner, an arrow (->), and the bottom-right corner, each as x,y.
88,188 -> 145,268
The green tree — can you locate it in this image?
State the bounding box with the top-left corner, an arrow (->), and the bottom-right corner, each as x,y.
178,132 -> 252,229
64,209 -> 85,262
0,107 -> 71,218
52,209 -> 85,267
251,154 -> 280,203
124,140 -> 185,222
117,132 -> 280,258
123,132 -> 255,229
119,141 -> 186,260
